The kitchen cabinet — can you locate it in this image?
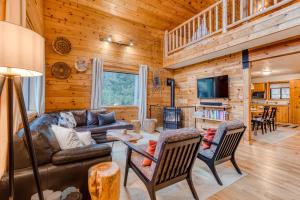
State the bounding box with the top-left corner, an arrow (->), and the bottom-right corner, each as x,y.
276,106 -> 289,123
290,80 -> 300,124
253,83 -> 266,92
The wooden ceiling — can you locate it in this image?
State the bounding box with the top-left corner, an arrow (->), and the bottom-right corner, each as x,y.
69,0 -> 217,30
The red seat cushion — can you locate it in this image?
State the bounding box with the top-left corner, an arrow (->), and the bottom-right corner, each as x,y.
202,128 -> 217,149
142,140 -> 157,166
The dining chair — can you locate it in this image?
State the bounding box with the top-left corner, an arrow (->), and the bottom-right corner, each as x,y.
123,128 -> 203,200
252,106 -> 270,134
197,120 -> 246,185
267,107 -> 277,132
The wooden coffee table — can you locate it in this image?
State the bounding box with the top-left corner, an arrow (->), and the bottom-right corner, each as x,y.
106,129 -> 143,143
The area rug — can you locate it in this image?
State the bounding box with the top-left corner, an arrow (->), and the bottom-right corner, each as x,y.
111,131 -> 247,200
252,127 -> 300,144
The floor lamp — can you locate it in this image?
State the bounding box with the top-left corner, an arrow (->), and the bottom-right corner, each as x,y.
0,21 -> 45,200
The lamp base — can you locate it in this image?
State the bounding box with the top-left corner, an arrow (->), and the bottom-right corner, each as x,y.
0,75 -> 44,200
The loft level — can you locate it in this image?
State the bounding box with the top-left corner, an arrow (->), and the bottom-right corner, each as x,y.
163,0 -> 300,69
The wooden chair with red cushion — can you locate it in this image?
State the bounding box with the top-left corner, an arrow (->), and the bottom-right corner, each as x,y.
197,121 -> 246,186
123,128 -> 203,200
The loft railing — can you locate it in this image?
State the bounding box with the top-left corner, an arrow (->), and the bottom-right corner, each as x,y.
164,0 -> 293,56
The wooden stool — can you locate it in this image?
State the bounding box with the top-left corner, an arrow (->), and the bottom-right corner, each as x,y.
143,118 -> 157,133
131,120 -> 141,133
88,162 -> 120,200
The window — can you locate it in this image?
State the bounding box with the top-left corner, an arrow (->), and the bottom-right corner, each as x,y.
270,83 -> 290,99
102,71 -> 139,106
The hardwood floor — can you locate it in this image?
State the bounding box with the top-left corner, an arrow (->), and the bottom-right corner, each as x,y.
210,129 -> 300,200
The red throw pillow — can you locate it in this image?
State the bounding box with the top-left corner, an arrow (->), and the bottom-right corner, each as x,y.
142,140 -> 157,166
202,128 -> 217,150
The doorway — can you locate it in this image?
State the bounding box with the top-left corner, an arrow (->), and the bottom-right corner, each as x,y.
249,52 -> 300,143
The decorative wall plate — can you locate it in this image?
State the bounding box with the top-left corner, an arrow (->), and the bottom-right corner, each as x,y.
74,57 -> 89,72
52,37 -> 72,55
51,62 -> 71,79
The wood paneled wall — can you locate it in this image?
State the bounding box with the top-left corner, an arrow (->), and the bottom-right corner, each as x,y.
44,0 -> 172,121
174,53 -> 244,129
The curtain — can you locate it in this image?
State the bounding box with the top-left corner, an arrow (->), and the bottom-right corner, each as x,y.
91,58 -> 104,109
138,65 -> 148,127
22,75 -> 45,115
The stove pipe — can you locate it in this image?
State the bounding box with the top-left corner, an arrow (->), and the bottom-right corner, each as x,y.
167,78 -> 175,107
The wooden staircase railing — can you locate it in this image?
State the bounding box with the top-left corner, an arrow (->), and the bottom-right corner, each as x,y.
164,0 -> 294,57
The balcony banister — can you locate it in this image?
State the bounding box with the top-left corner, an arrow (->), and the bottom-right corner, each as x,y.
222,0 -> 227,33
164,0 -> 294,57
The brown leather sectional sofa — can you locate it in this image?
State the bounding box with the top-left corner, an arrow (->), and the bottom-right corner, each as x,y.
0,109 -> 133,199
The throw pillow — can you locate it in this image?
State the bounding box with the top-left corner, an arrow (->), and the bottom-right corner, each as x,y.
58,112 -> 77,128
87,109 -> 107,126
51,125 -> 83,150
76,131 -> 96,146
202,128 -> 217,149
98,112 -> 116,126
142,140 -> 157,166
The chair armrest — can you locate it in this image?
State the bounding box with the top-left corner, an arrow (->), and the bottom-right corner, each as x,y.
123,141 -> 157,163
202,139 -> 218,146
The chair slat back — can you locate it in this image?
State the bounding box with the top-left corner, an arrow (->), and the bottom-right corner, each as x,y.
262,106 -> 270,119
215,127 -> 246,162
153,136 -> 202,186
269,107 -> 277,120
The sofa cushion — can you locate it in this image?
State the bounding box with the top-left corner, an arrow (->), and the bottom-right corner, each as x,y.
74,120 -> 133,134
30,131 -> 54,166
70,110 -> 87,126
98,112 -> 116,126
13,135 -> 31,170
58,112 -> 77,128
38,124 -> 61,153
87,109 -> 107,126
16,114 -> 58,167
76,131 -> 96,146
51,125 -> 83,150
52,144 -> 112,165
17,114 -> 58,137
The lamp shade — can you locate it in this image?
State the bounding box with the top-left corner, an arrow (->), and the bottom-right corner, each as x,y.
0,21 -> 45,77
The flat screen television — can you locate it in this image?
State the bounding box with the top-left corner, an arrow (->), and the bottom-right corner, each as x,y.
197,75 -> 229,99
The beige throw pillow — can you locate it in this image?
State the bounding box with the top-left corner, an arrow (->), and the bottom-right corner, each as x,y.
51,125 -> 83,150
76,131 -> 96,146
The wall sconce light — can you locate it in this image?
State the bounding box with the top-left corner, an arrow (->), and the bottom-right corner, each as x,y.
129,40 -> 134,46
107,35 -> 112,42
100,35 -> 134,47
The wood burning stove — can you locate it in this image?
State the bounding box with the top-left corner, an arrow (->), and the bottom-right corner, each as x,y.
163,78 -> 182,129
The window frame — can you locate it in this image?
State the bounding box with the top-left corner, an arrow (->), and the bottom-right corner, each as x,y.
270,87 -> 290,100
102,70 -> 139,107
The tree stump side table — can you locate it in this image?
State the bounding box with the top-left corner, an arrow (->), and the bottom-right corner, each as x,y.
143,118 -> 157,133
88,162 -> 120,200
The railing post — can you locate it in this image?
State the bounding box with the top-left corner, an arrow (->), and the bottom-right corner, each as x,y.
222,0 -> 227,33
164,30 -> 168,57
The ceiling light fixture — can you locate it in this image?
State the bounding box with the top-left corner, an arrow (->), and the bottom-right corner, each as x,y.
262,70 -> 271,76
